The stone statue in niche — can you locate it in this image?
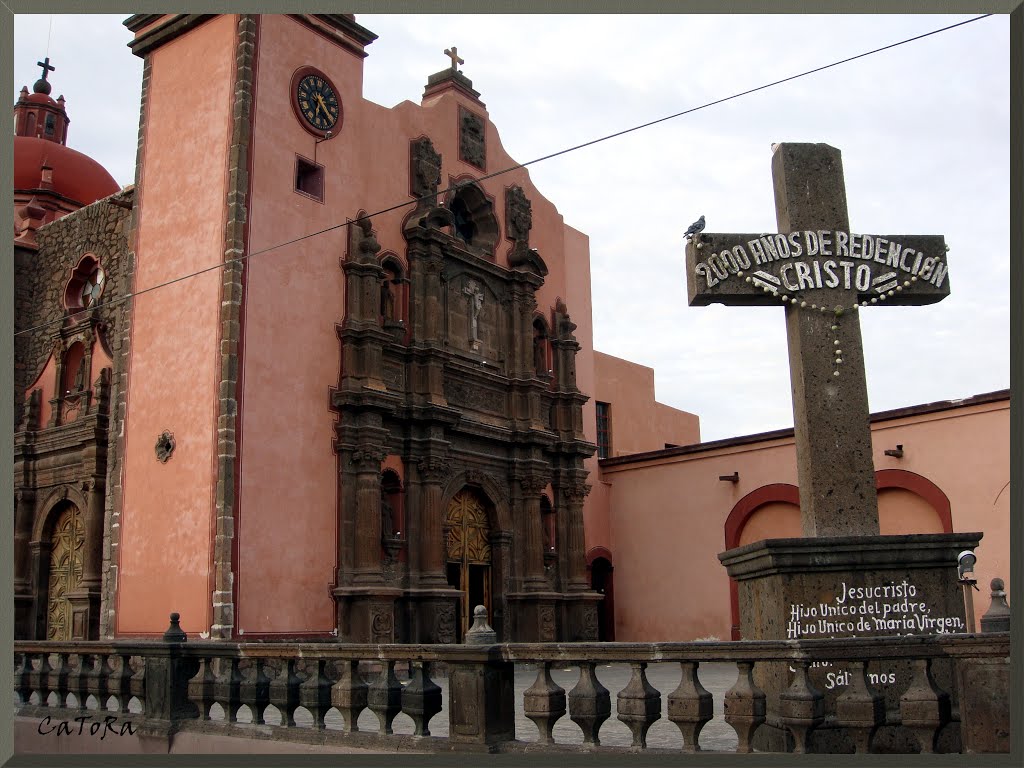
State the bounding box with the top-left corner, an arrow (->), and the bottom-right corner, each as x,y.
459,108 -> 485,168
505,185 -> 532,242
380,278 -> 396,322
410,137 -> 442,200
533,325 -> 547,374
380,493 -> 395,539
463,279 -> 484,350
73,357 -> 86,391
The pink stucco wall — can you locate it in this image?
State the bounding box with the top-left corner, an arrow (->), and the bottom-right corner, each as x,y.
118,15 -> 238,634
600,395 -> 1009,641
593,351 -> 700,455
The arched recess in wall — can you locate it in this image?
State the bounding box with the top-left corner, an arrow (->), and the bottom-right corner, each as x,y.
586,546 -> 615,642
723,472 -> 952,640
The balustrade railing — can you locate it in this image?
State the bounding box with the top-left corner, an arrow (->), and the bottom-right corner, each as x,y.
13,621 -> 1009,755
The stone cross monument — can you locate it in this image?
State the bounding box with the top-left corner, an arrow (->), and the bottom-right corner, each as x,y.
687,143 -> 949,537
688,144 -> 980,754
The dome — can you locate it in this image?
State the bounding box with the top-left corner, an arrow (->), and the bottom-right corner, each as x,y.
14,135 -> 119,206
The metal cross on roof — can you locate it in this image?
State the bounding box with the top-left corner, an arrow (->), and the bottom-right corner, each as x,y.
37,57 -> 55,81
444,46 -> 464,71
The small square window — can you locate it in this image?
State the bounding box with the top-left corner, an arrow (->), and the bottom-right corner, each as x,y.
295,156 -> 324,202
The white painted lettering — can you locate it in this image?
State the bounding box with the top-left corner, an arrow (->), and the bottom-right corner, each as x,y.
804,230 -> 820,256
930,260 -> 948,287
747,239 -> 766,266
822,260 -> 840,288
839,260 -> 855,290
834,230 -> 849,257
761,236 -> 780,262
818,230 -> 833,257
919,256 -> 936,281
774,234 -> 791,259
794,261 -> 813,290
788,232 -> 804,257
708,253 -> 729,280
812,259 -> 824,288
732,245 -> 752,270
855,264 -> 871,292
874,237 -> 889,265
780,263 -> 799,292
850,233 -> 861,259
862,235 -> 875,261
899,247 -> 915,272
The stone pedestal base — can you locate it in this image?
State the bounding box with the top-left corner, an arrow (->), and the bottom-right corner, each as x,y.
720,533 -> 981,753
505,591 -> 601,642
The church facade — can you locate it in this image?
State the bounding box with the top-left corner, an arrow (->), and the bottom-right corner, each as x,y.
13,13 -> 697,645
12,14 -> 1009,648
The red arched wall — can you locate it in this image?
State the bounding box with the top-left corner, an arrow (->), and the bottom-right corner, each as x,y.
723,472 -> 952,640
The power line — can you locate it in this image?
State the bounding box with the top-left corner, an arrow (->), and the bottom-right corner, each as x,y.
14,13 -> 992,339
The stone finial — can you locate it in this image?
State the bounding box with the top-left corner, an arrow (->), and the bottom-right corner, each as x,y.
464,605 -> 497,645
163,612 -> 187,642
980,577 -> 1010,633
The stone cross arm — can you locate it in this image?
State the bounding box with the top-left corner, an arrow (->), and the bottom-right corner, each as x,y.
686,232 -> 948,308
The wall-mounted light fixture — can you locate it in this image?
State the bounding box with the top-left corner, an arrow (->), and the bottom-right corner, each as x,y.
884,444 -> 904,458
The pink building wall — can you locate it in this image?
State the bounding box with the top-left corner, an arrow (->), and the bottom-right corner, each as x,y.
600,393 -> 1009,641
117,15 -> 238,634
593,351 -> 700,456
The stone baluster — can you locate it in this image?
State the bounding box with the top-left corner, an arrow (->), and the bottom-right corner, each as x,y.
108,653 -> 134,713
68,653 -> 91,711
15,652 -> 35,705
834,661 -> 885,753
27,652 -> 51,707
299,658 -> 333,729
667,661 -> 713,751
368,659 -> 403,734
980,577 -> 1010,632
523,661 -> 566,744
401,661 -> 442,736
239,658 -> 271,725
213,657 -> 244,723
331,659 -> 368,732
269,658 -> 303,727
617,661 -> 662,750
779,659 -> 825,753
85,652 -> 111,711
723,661 -> 766,753
899,658 -> 950,754
48,652 -> 70,708
187,656 -> 217,721
129,655 -> 147,715
568,662 -> 611,747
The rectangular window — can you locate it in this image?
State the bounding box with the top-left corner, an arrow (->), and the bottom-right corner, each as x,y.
596,401 -> 611,459
295,155 -> 324,202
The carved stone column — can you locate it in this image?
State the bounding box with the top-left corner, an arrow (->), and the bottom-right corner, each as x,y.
416,456 -> 451,588
13,490 -> 35,637
562,477 -> 591,592
351,447 -> 385,584
519,474 -> 549,590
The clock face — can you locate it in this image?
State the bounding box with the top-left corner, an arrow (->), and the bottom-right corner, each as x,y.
291,68 -> 341,136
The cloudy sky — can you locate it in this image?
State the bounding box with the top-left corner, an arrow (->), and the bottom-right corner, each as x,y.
13,13 -> 1010,442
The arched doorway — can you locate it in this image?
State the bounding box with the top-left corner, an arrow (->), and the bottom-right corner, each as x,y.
445,488 -> 493,640
587,547 -> 615,641
46,503 -> 85,641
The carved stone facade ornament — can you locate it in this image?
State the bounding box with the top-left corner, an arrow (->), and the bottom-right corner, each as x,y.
539,605 -> 556,641
434,602 -> 456,644
331,177 -> 596,643
458,107 -> 485,169
155,431 -> 176,463
505,185 -> 532,242
410,137 -> 442,201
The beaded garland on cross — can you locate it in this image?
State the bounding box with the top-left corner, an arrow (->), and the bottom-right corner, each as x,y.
694,236 -> 944,378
